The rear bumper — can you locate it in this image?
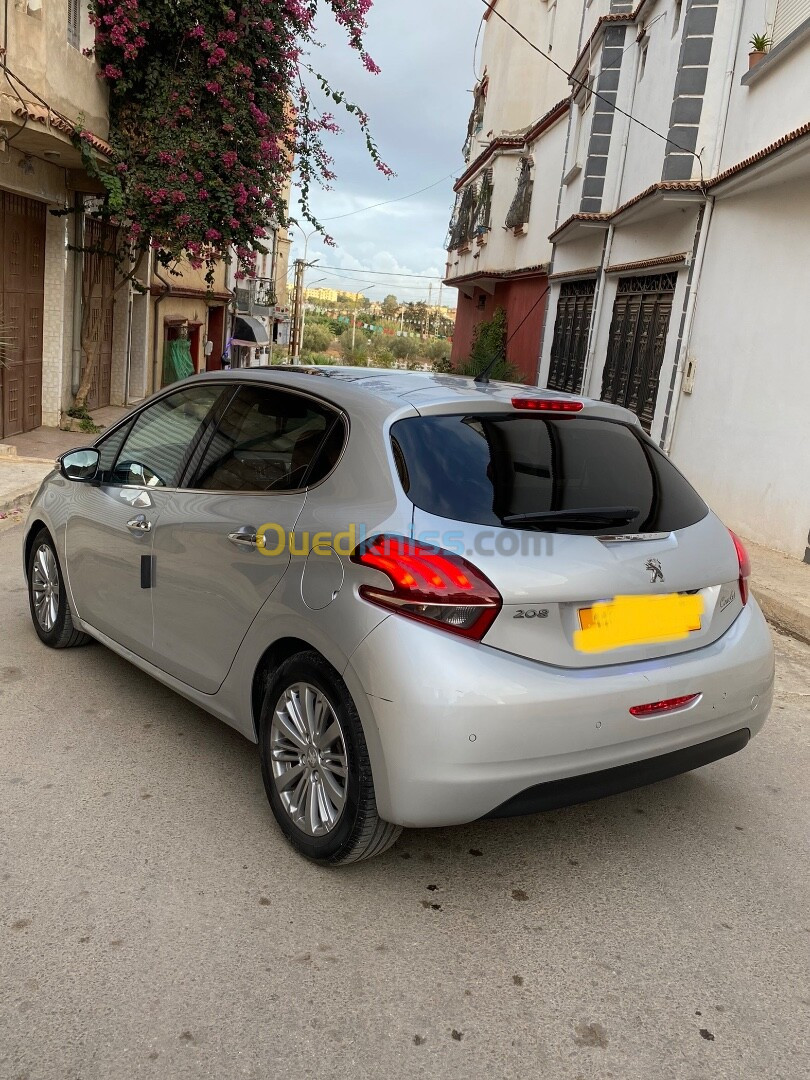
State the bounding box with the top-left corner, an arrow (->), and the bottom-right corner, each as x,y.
346,599 -> 775,828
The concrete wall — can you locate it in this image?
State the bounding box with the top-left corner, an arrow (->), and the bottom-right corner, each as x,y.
669,179 -> 810,557
476,0 -> 571,144
9,0 -> 108,136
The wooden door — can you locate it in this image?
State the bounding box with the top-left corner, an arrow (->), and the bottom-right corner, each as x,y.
0,193 -> 45,438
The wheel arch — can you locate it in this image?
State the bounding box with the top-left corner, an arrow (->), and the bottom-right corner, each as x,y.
250,636 -> 319,741
23,519 -> 50,571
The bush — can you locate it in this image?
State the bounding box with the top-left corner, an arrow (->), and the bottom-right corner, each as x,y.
302,323 -> 333,354
456,307 -> 524,383
341,341 -> 369,365
426,339 -> 451,362
390,336 -> 418,360
370,349 -> 395,368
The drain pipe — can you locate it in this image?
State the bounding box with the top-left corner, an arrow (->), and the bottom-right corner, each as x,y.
70,195 -> 84,395
659,199 -> 713,455
152,264 -> 171,393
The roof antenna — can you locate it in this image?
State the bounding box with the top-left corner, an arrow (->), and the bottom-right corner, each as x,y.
473,282 -> 552,386
473,354 -> 499,385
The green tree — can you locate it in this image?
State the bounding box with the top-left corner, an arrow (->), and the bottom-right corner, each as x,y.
302,323 -> 333,354
382,294 -> 399,318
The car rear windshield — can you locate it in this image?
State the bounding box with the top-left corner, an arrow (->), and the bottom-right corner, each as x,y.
390,413 -> 708,534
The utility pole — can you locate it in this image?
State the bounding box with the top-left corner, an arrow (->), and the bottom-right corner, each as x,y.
289,258 -> 305,363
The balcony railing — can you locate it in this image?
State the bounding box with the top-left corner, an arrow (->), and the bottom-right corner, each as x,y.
235,277 -> 277,316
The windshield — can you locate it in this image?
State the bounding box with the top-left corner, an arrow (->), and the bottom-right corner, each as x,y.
390,413 -> 708,535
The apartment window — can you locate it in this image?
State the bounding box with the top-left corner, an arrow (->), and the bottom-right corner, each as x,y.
672,0 -> 683,37
67,0 -> 81,49
547,0 -> 557,50
637,36 -> 649,81
771,0 -> 810,45
570,78 -> 594,172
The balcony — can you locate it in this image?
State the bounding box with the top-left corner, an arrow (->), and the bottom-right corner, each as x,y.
235,277 -> 277,317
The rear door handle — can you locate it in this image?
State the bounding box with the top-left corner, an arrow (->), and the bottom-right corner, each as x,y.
126,514 -> 152,534
228,526 -> 258,548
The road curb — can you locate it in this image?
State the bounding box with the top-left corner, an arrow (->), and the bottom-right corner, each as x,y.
753,586 -> 810,647
0,486 -> 40,517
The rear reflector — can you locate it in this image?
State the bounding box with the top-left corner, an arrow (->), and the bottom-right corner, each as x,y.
511,397 -> 584,412
630,694 -> 700,718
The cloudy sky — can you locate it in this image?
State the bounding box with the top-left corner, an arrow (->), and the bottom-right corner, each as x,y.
288,1 -> 484,308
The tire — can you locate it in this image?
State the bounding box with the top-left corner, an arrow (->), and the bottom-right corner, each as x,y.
26,528 -> 91,649
259,650 -> 401,864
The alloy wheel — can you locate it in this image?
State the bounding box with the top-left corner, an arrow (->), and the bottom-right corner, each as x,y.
31,544 -> 59,633
269,682 -> 348,836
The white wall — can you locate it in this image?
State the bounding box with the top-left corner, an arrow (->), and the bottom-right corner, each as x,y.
718,0 -> 810,171
669,178 -> 810,557
477,0 -> 571,143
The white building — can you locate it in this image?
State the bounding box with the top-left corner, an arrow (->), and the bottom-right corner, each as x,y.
447,0 -> 810,559
445,0 -> 581,380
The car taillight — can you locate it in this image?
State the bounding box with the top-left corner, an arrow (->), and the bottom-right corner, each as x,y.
350,535 -> 502,640
729,529 -> 751,605
511,397 -> 583,412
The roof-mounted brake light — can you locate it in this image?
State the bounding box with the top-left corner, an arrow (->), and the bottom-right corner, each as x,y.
511,397 -> 584,412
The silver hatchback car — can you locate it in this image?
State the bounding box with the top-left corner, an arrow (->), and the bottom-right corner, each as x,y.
24,368 -> 774,863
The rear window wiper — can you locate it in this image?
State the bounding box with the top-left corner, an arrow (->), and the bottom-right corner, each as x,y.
501,506 -> 640,527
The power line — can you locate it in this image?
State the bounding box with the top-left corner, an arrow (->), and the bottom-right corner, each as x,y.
320,172 -> 458,221
478,0 -> 703,178
302,272 -> 444,295
316,264 -> 443,281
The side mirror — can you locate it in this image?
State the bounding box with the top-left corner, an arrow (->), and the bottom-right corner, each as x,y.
59,447 -> 100,483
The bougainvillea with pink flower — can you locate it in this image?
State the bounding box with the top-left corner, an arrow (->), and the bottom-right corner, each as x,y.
79,0 -> 389,277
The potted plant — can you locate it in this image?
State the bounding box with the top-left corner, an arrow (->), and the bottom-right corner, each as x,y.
748,32 -> 771,69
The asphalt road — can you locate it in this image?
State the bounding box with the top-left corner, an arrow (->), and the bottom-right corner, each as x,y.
1,520 -> 808,1080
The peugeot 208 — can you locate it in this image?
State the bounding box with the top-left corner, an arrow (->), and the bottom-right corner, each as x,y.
24,368 -> 774,863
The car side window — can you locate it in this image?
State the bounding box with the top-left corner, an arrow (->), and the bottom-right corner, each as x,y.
109,385 -> 222,488
95,421 -> 133,478
191,385 -> 343,492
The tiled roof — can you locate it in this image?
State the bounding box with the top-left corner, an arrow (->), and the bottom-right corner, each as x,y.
548,265 -> 600,282
11,99 -> 113,158
606,252 -> 689,274
549,181 -> 702,241
708,120 -> 810,188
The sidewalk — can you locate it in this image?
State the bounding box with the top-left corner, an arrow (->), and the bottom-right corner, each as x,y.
745,537 -> 810,646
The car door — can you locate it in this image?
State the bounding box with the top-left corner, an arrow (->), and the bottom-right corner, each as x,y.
150,383 -> 345,694
65,383 -> 225,659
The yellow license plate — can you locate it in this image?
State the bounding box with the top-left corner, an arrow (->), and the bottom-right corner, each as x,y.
575,593 -> 703,654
